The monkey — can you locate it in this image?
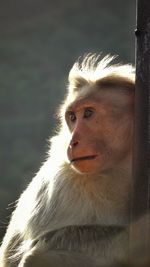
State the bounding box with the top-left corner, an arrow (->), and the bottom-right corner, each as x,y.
1,53 -> 146,267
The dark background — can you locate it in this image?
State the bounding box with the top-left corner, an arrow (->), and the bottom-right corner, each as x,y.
0,0 -> 136,240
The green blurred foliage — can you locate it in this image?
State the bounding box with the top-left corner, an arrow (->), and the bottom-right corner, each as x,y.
0,0 -> 135,240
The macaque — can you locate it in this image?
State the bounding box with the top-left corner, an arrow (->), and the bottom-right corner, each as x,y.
0,53 -> 141,267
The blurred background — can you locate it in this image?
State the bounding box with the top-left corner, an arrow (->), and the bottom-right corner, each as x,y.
0,0 -> 135,241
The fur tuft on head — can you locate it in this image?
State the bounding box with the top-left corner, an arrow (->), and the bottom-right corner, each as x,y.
58,53 -> 135,119
68,53 -> 135,93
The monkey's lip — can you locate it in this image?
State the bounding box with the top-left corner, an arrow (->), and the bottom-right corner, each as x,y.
71,155 -> 98,163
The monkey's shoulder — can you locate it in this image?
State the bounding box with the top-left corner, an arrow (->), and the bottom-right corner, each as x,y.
36,225 -> 128,258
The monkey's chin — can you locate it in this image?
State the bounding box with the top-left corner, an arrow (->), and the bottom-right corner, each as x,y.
70,156 -> 101,174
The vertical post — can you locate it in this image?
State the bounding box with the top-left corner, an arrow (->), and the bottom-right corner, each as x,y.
130,0 -> 150,265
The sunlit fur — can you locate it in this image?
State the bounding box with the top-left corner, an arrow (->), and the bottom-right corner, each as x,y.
0,54 -> 135,267
60,53 -> 134,114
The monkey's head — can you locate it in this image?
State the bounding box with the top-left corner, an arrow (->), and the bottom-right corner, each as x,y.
60,54 -> 135,175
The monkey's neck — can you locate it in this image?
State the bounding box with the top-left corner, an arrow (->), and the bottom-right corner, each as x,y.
28,156 -> 132,240
43,161 -> 131,232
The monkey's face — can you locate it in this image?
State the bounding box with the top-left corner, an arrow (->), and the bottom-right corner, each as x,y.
65,89 -> 134,174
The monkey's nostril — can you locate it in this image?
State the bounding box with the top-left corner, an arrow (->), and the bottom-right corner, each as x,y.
70,140 -> 79,148
73,141 -> 78,146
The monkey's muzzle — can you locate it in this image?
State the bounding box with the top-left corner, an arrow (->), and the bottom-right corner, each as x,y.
71,155 -> 97,163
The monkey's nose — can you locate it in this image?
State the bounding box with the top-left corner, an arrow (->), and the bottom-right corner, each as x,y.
70,140 -> 79,148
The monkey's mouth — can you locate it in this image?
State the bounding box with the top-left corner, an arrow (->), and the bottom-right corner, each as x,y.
71,155 -> 97,163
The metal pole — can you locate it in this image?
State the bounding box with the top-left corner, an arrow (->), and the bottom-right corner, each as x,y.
129,0 -> 150,265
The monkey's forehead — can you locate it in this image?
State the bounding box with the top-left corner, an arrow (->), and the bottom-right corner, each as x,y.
64,89 -> 134,114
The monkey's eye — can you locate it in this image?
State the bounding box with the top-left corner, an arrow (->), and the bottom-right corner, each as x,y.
84,108 -> 94,118
68,111 -> 76,122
